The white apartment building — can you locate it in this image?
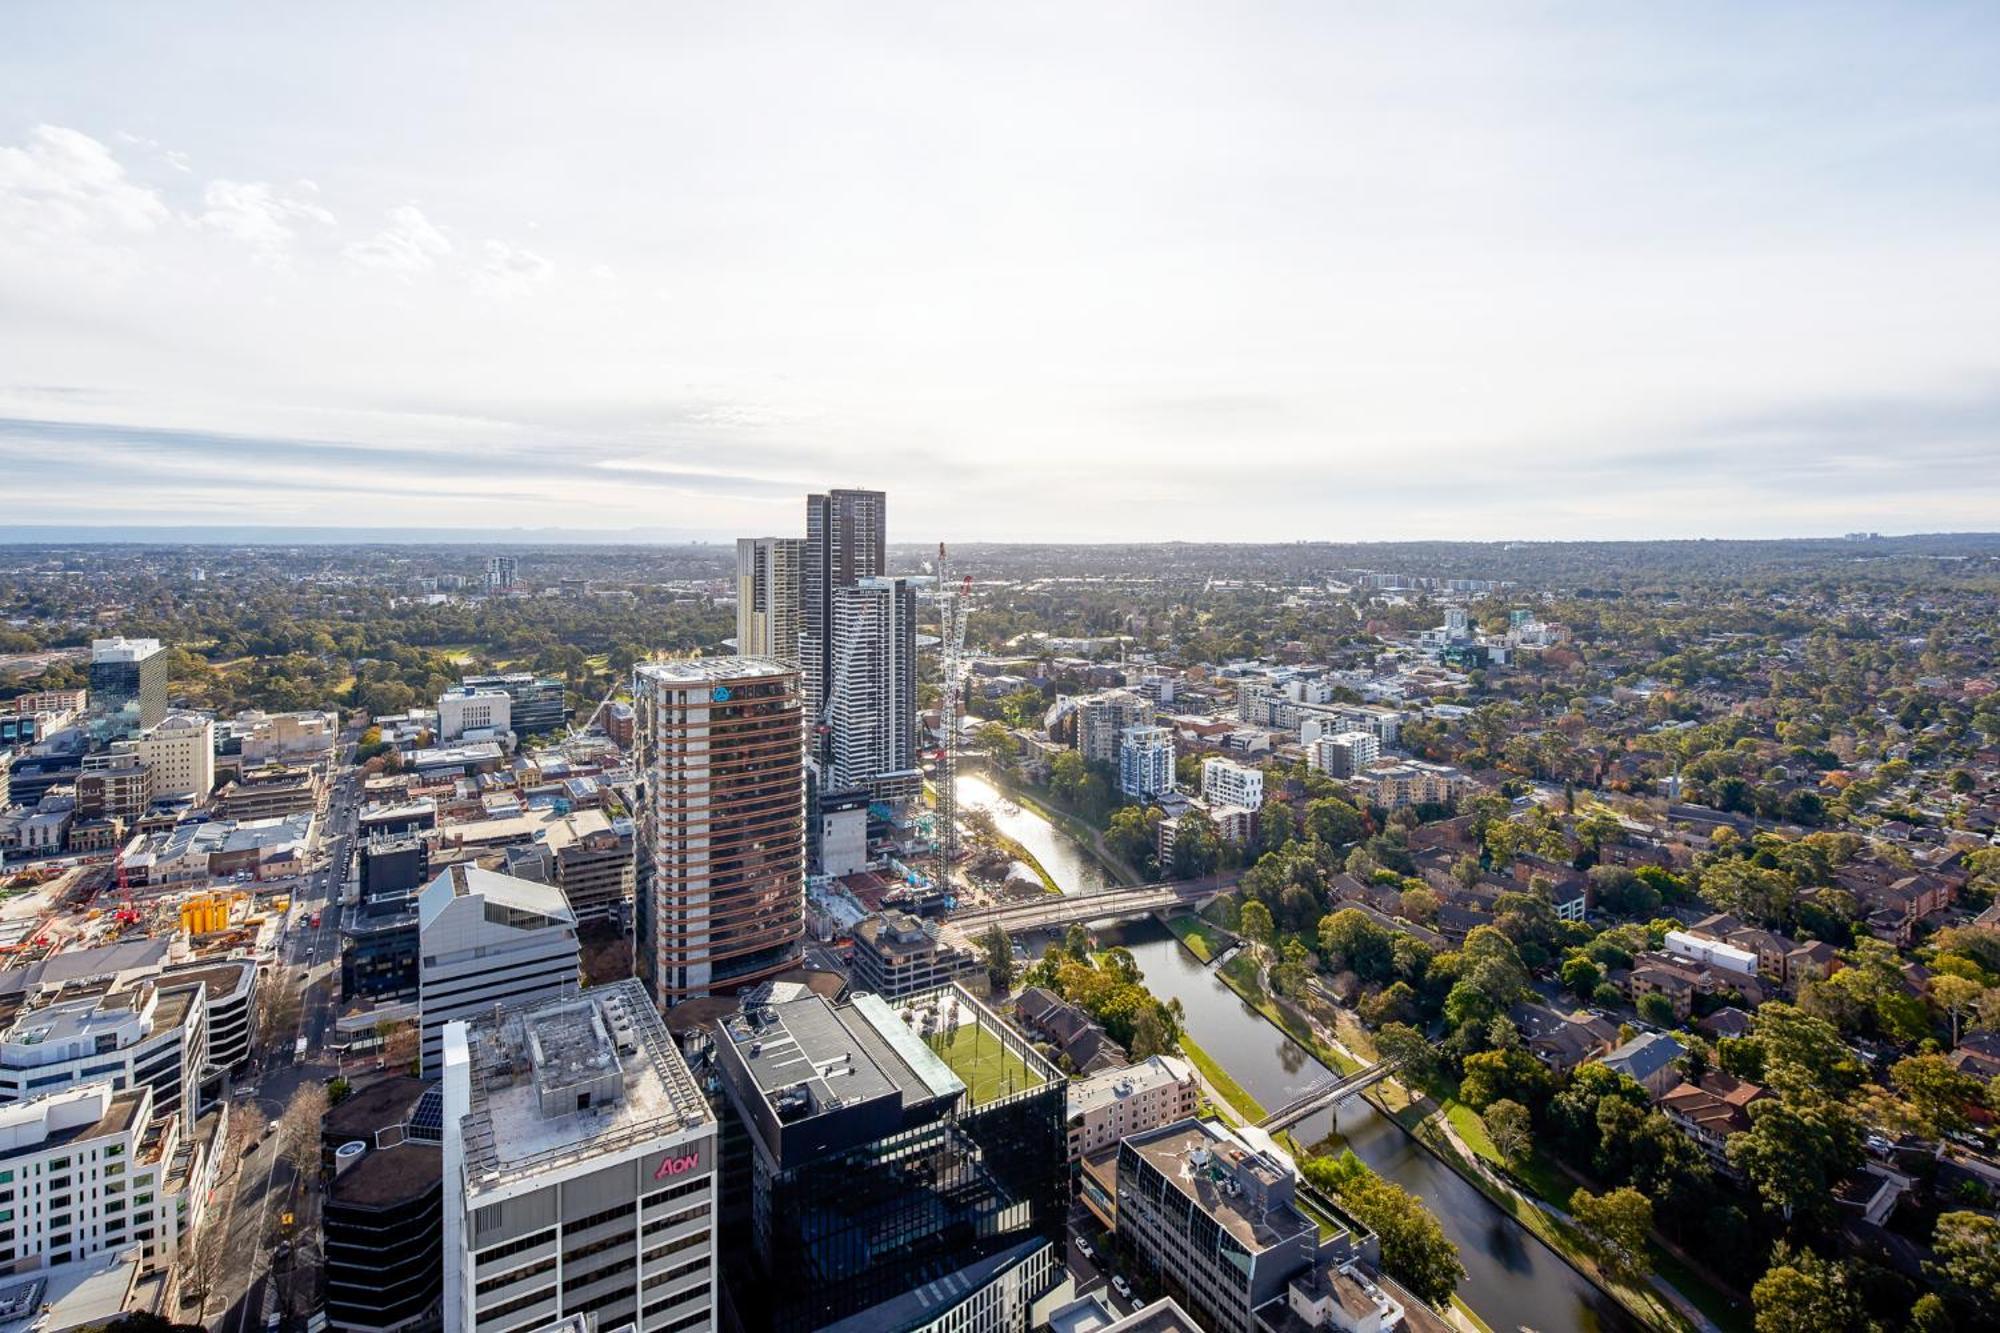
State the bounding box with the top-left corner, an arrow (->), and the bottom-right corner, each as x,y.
1065,1054 -> 1199,1161
734,536 -> 803,667
138,713 -> 215,803
0,977 -> 207,1130
438,687 -> 514,743
0,1080 -> 206,1276
1201,757 -> 1264,811
1076,690 -> 1154,766
441,980 -> 718,1333
1307,730 -> 1379,779
826,576 -> 923,802
1118,725 -> 1176,802
487,554 -> 519,592
417,864 -> 580,1076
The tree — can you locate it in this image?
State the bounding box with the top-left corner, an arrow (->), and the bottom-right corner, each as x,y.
1928,1211 -> 2000,1325
1891,1053 -> 1986,1139
982,924 -> 1017,994
1064,923 -> 1092,960
379,1019 -> 420,1073
1302,1156 -> 1465,1305
1273,938 -> 1313,998
1305,796 -> 1366,848
1171,811 -> 1222,879
1105,804 -> 1161,873
1130,1007 -> 1169,1061
1399,885 -> 1439,925
1374,1021 -> 1438,1084
279,1083 -> 329,1181
1483,1098 -> 1533,1166
1930,974 -> 1985,1047
1561,954 -> 1602,1002
1751,1246 -> 1871,1333
1240,899 -> 1276,947
1460,1047 -> 1551,1111
1726,1093 -> 1862,1227
1570,1186 -> 1653,1283
1637,992 -> 1678,1029
1317,908 -> 1394,984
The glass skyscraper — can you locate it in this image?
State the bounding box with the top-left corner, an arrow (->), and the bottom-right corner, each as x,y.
87,637 -> 166,746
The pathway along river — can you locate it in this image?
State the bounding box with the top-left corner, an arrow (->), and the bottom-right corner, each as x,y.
957,775 -> 1638,1333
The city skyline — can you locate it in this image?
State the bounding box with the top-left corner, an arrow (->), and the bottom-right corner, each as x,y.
5,3 -> 1999,541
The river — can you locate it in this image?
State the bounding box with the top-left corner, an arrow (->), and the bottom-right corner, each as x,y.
956,774 -> 1637,1333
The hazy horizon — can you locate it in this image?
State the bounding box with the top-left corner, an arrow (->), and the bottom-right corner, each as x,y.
5,3 -> 1997,540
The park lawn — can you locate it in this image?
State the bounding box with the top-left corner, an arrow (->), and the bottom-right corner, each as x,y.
926,1023 -> 1042,1105
1178,1034 -> 1265,1121
1166,915 -> 1228,962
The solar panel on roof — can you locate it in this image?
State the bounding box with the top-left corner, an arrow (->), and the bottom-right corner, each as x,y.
406,1087 -> 444,1142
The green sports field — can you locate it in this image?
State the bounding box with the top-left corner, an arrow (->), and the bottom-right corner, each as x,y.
926,1022 -> 1043,1105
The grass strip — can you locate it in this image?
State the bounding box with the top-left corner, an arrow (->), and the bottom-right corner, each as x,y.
1178,1033 -> 1265,1121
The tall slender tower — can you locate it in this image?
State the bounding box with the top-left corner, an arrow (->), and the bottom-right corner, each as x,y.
800,489 -> 887,743
826,576 -> 922,801
734,536 -> 803,665
633,656 -> 805,1007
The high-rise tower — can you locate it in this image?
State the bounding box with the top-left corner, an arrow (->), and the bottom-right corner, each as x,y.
87,637 -> 165,746
800,489 -> 887,740
633,656 -> 805,1006
825,576 -> 922,802
734,536 -> 803,666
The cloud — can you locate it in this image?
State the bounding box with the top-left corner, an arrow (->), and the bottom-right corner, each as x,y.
164,150 -> 191,173
196,179 -> 335,264
471,238 -> 553,297
342,204 -> 453,275
0,124 -> 168,246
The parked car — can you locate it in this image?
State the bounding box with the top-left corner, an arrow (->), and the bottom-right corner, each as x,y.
1111,1276 -> 1131,1300
1076,1238 -> 1093,1262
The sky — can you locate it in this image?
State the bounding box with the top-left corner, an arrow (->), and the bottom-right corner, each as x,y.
2,2 -> 1997,543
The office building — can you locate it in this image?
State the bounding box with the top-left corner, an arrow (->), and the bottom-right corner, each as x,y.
1093,1119 -> 1378,1333
232,708 -> 341,765
549,813 -> 636,923
1076,691 -> 1154,766
86,638 -> 166,746
136,712 -> 215,803
440,980 -> 718,1333
1118,725 -> 1176,802
848,911 -> 982,999
463,673 -> 568,735
735,536 -> 804,666
1307,731 -> 1378,779
1201,757 -> 1265,812
211,763 -> 320,821
345,838 -> 426,1002
632,657 -> 805,1006
486,554 -> 519,593
323,1078 -> 442,1333
826,576 -> 923,802
74,761 -> 153,824
800,488 -> 887,741
416,864 -> 580,1076
712,984 -> 1067,1333
1065,1054 -> 1200,1161
438,685 -> 513,743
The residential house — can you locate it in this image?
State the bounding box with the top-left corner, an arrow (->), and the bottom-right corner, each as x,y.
1660,1071 -> 1770,1167
1598,1033 -> 1687,1100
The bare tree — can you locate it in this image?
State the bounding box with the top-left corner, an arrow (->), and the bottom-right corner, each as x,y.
255,973 -> 302,1050
381,1020 -> 420,1073
227,1103 -> 271,1161
279,1083 -> 329,1181
181,1209 -> 228,1302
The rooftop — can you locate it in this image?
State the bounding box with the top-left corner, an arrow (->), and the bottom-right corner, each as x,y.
458,979 -> 709,1191
1124,1119 -> 1315,1254
330,1141 -> 441,1208
634,654 -> 794,685
1069,1053 -> 1193,1119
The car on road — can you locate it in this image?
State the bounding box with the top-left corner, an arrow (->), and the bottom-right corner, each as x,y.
1111,1276 -> 1131,1300
1076,1238 -> 1093,1261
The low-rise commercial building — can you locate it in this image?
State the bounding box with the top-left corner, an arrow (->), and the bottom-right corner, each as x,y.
848,910 -> 982,999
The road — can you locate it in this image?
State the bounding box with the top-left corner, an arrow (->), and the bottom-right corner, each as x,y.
199,739 -> 360,1333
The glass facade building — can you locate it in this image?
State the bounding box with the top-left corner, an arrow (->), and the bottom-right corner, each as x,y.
87,637 -> 166,746
713,985 -> 1067,1333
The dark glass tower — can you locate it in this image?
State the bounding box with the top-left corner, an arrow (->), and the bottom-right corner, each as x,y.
713,985 -> 1067,1333
87,637 -> 166,746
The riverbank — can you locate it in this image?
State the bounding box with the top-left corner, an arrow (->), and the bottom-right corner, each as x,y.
963,761 -> 1145,886
1179,923 -> 1718,1333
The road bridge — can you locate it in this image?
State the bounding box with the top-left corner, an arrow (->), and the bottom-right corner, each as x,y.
948,881 -> 1213,934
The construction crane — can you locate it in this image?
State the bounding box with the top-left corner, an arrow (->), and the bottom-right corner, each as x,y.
933,543 -> 972,891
